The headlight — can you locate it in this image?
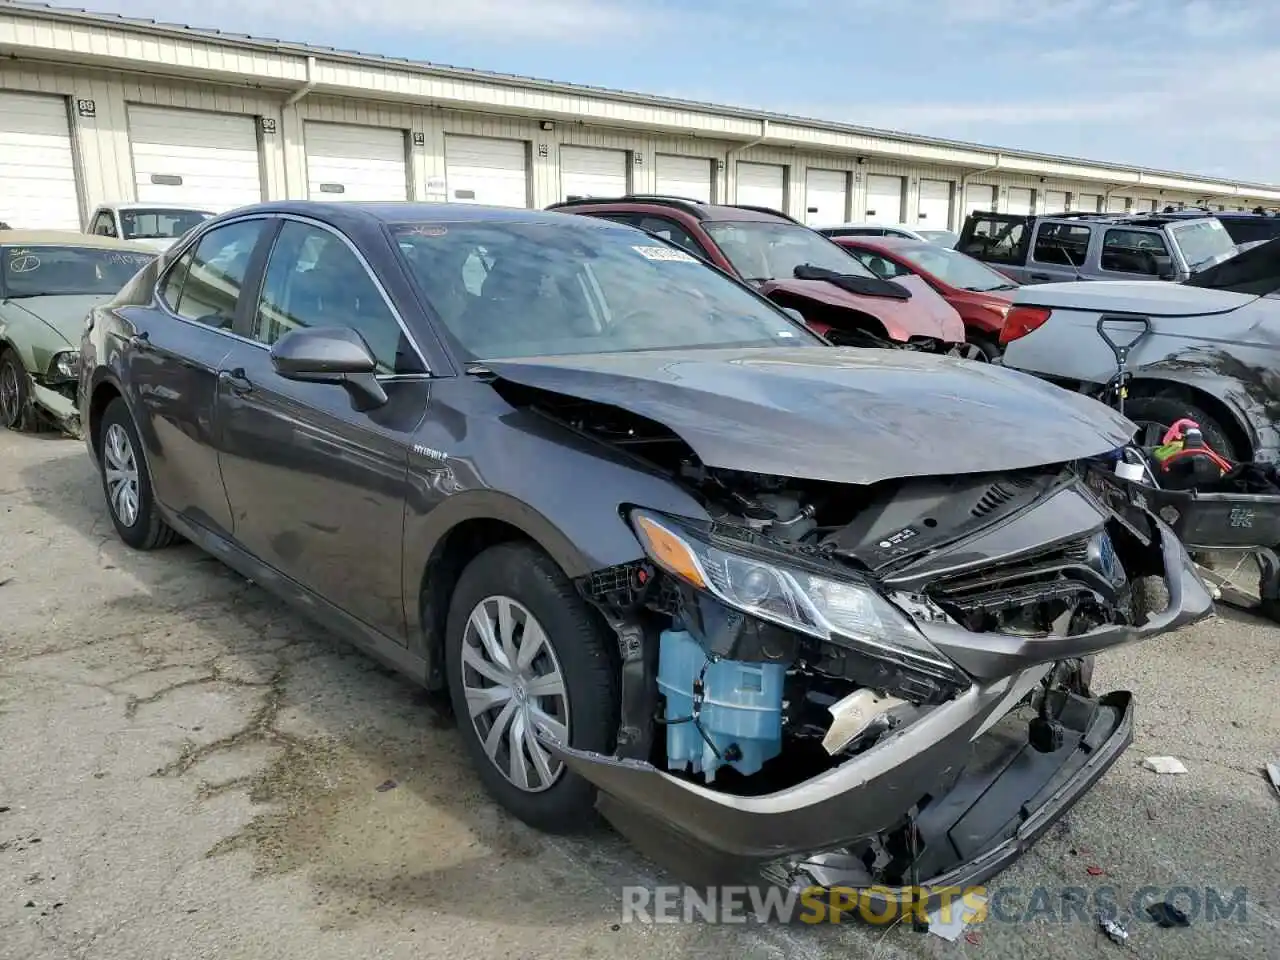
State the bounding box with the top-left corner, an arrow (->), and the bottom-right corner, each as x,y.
631,510 -> 962,680
49,351 -> 80,381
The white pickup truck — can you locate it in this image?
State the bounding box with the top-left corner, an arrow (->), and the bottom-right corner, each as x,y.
85,202 -> 215,252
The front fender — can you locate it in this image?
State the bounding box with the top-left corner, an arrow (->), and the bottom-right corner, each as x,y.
400,379 -> 712,643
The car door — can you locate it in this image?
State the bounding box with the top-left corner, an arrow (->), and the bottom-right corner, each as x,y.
1026,222 -> 1092,283
215,216 -> 432,640
123,216 -> 274,540
1097,228 -> 1169,283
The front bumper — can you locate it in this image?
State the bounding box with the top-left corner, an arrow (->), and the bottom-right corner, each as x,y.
30,377 -> 81,436
546,517 -> 1210,884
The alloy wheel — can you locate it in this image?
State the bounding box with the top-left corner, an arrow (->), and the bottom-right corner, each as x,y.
103,422 -> 141,527
0,361 -> 20,426
460,595 -> 570,793
950,342 -> 992,362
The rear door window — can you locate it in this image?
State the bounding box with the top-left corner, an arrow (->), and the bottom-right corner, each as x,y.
160,219 -> 268,329
1032,223 -> 1091,267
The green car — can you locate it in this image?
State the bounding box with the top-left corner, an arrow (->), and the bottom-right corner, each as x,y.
0,231 -> 156,435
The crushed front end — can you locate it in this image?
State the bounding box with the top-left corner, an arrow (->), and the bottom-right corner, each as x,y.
565,459 -> 1212,900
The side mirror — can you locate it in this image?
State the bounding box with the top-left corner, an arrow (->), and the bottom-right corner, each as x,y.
780,306 -> 807,325
1151,253 -> 1175,280
270,326 -> 387,410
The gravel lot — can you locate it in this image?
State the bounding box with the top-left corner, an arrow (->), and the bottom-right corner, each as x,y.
1,429 -> 1277,960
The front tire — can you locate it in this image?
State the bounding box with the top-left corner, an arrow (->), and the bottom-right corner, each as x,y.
444,542 -> 618,833
0,349 -> 36,431
97,397 -> 179,550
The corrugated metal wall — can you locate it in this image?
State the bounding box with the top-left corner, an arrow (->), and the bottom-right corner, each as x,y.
0,59 -> 1271,229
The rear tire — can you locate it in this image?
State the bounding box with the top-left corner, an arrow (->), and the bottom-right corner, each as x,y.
97,397 -> 179,550
444,542 -> 618,834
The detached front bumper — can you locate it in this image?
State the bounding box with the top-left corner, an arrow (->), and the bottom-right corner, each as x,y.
546,517 -> 1210,885
30,377 -> 81,437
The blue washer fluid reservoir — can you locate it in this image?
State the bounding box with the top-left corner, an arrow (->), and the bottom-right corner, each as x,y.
656,628 -> 786,782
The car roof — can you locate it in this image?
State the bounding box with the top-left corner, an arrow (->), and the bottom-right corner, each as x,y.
830,235 -> 933,253
819,222 -> 917,231
547,196 -> 797,224
0,229 -> 148,249
104,202 -> 216,212
227,200 -> 630,227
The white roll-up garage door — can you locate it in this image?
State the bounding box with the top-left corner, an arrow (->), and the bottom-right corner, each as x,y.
655,155 -> 713,203
864,174 -> 904,221
1045,190 -> 1068,212
1134,198 -> 1157,213
964,183 -> 997,216
917,179 -> 951,227
1107,195 -> 1129,213
304,122 -> 407,202
560,145 -> 627,200
1077,193 -> 1101,213
736,162 -> 785,210
444,135 -> 529,208
0,92 -> 80,230
1006,187 -> 1034,215
128,106 -> 262,212
804,169 -> 847,226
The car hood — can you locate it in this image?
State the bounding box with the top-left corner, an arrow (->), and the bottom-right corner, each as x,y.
128,237 -> 178,252
1014,280 -> 1257,317
4,294 -> 108,348
759,276 -> 965,342
483,346 -> 1136,485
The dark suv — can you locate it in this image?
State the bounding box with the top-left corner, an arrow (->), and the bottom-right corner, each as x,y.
547,195 -> 964,351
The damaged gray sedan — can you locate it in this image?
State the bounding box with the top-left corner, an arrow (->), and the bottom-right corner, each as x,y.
80,203 -> 1212,907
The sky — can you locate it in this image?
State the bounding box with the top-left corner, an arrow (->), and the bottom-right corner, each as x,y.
40,0 -> 1280,185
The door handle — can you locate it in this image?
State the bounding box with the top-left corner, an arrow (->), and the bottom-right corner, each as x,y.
1029,273 -> 1053,281
219,368 -> 254,396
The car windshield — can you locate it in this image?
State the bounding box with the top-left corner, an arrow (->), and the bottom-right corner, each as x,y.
895,245 -> 1016,291
119,208 -> 213,240
391,221 -> 822,361
2,245 -> 156,298
1172,219 -> 1238,271
702,221 -> 876,282
916,229 -> 960,246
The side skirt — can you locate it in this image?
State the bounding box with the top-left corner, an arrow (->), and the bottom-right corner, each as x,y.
162,506 -> 430,685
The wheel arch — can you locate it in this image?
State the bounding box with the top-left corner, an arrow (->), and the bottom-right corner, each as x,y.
86,375 -> 125,460
1127,375 -> 1256,459
409,492 -> 628,690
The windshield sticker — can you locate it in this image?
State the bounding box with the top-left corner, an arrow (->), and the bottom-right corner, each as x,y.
8,252 -> 40,273
105,252 -> 153,266
775,330 -> 796,337
402,225 -> 448,238
633,245 -> 698,263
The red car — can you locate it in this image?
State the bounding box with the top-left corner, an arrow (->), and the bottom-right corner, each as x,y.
830,235 -> 1020,361
548,196 -> 965,352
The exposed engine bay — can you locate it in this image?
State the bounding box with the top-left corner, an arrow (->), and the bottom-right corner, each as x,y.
515,385 -> 1165,772
482,359 -> 1209,898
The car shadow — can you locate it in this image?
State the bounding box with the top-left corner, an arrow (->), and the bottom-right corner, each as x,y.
14,449 -> 674,933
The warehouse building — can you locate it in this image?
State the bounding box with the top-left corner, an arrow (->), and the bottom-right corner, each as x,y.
3,1 -> 1279,234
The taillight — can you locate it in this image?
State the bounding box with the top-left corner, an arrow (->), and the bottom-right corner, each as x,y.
999,306 -> 1052,345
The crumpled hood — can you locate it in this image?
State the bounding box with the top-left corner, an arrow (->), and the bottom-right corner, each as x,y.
759,276 -> 965,343
485,346 -> 1136,485
1015,280 -> 1256,317
7,294 -> 109,348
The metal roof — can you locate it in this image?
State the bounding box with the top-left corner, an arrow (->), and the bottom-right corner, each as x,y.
6,0 -> 1279,195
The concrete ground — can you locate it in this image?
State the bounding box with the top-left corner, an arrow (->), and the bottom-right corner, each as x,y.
1,429 -> 1277,960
